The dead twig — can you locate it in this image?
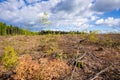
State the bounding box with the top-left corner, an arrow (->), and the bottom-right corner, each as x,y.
70,52 -> 87,80
75,52 -> 87,62
79,38 -> 87,44
90,62 -> 120,80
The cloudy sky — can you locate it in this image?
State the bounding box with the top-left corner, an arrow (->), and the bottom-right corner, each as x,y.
0,0 -> 120,32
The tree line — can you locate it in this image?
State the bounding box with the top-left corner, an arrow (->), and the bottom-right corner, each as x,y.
0,22 -> 38,35
0,22 -> 101,36
0,22 -> 88,36
39,30 -> 88,35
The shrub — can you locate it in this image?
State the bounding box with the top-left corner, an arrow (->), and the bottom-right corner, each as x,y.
13,54 -> 71,80
39,58 -> 71,80
88,31 -> 99,43
13,54 -> 40,80
2,46 -> 18,69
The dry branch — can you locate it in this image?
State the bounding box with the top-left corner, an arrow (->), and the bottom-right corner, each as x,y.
70,52 -> 87,80
90,62 -> 120,80
79,38 -> 87,44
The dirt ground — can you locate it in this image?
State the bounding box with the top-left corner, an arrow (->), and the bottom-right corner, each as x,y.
0,34 -> 120,80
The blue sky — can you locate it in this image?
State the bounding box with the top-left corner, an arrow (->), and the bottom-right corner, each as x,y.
0,0 -> 120,32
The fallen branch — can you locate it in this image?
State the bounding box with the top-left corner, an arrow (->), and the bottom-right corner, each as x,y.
79,38 -> 87,44
70,52 -> 87,80
76,52 -> 87,62
90,62 -> 120,80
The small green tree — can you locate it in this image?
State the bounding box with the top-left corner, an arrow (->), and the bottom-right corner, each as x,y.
40,12 -> 51,25
88,30 -> 99,43
2,46 -> 18,69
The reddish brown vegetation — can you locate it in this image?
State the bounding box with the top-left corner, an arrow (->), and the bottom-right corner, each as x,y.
13,54 -> 71,80
0,34 -> 120,80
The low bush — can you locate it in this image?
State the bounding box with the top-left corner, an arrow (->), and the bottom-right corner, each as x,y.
13,54 -> 40,80
13,54 -> 71,80
2,46 -> 18,69
38,58 -> 71,80
88,31 -> 99,43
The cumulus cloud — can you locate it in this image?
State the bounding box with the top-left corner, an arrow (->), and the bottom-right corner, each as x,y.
0,0 -> 94,31
96,17 -> 120,27
0,0 -> 53,26
52,0 -> 92,17
91,0 -> 120,12
53,18 -> 89,27
0,0 -> 120,31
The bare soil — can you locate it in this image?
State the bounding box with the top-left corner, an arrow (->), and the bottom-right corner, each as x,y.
0,34 -> 120,80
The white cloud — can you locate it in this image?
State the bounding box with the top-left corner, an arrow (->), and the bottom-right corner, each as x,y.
91,0 -> 120,12
54,18 -> 89,26
0,0 -> 50,26
52,0 -> 92,17
25,0 -> 40,3
90,16 -> 99,21
0,0 -> 93,31
96,17 -> 120,27
0,0 -> 120,31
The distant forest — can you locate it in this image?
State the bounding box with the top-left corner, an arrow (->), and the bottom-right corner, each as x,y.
0,22 -> 38,35
0,22 -> 92,35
